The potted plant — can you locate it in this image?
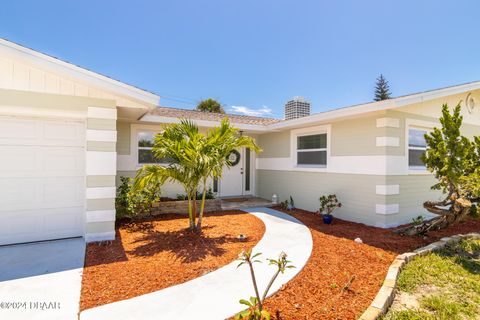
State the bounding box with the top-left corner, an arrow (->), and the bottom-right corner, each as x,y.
319,194 -> 341,224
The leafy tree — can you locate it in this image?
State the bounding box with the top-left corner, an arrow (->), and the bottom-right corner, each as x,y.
399,104 -> 480,235
133,119 -> 260,231
196,98 -> 225,113
374,74 -> 392,101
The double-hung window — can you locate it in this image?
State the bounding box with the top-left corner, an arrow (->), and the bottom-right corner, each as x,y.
408,128 -> 428,169
296,133 -> 327,166
137,131 -> 171,165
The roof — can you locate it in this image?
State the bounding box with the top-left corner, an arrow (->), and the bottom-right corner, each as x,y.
0,38 -> 160,107
143,80 -> 480,131
269,80 -> 480,130
146,106 -> 282,125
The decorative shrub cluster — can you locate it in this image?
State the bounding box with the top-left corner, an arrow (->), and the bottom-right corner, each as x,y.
116,176 -> 161,219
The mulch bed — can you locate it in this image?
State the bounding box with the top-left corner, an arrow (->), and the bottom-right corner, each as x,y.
260,207 -> 480,320
80,210 -> 265,311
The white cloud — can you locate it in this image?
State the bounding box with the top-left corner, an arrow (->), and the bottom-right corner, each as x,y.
230,105 -> 273,117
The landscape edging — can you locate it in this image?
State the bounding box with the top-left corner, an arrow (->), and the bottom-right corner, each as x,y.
358,232 -> 480,320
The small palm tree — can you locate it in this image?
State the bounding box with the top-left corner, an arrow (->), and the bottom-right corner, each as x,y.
133,118 -> 261,231
196,119 -> 261,229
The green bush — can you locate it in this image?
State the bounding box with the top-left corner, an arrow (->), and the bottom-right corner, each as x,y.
116,176 -> 161,218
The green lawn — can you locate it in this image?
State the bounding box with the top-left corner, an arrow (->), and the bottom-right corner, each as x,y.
381,238 -> 480,320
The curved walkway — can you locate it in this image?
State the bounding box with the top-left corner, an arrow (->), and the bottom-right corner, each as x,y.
80,207 -> 313,320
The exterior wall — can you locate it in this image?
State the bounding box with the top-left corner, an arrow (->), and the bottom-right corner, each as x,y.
0,89 -> 117,242
257,131 -> 290,158
117,120 -> 259,198
85,101 -> 117,242
257,170 -> 389,226
256,103 -> 480,227
117,121 -> 131,155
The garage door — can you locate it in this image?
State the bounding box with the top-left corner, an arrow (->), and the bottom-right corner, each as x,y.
0,117 -> 85,245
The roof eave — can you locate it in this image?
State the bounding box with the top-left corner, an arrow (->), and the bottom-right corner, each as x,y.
0,38 -> 160,108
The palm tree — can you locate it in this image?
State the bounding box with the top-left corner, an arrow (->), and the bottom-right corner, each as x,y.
196,119 -> 261,229
196,98 -> 225,113
133,118 -> 261,231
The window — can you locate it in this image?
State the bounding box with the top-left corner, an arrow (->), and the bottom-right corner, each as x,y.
245,148 -> 251,191
296,133 -> 327,166
137,132 -> 171,164
408,128 -> 428,169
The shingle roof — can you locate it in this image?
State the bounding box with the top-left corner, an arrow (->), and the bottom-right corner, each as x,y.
147,106 -> 282,125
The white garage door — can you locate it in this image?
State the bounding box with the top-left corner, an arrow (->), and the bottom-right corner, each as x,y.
0,117 -> 85,245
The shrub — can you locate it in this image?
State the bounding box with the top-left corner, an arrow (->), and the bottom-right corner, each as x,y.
279,196 -> 295,211
116,176 -> 161,218
411,215 -> 425,226
319,194 -> 342,216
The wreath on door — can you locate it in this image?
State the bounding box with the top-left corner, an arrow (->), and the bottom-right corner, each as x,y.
226,150 -> 241,166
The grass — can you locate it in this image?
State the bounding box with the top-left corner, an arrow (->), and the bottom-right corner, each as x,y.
381,238 -> 480,320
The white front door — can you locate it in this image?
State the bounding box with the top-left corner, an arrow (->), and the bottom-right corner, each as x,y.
219,149 -> 244,197
0,117 -> 85,245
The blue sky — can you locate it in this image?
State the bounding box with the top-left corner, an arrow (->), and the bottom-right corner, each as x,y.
1,1 -> 479,118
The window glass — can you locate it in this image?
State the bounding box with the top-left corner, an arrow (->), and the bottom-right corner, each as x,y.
297,150 -> 327,165
408,128 -> 428,168
138,132 -> 171,164
245,148 -> 251,191
298,134 -> 327,149
409,129 -> 427,148
296,133 -> 327,166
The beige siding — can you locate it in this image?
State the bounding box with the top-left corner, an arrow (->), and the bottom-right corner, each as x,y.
384,175 -> 444,226
395,90 -> 480,126
257,131 -> 290,158
388,109 -> 480,148
257,170 -> 389,226
87,118 -> 116,131
87,198 -> 115,211
331,113 -> 403,156
87,141 -> 116,152
87,175 -> 116,188
117,121 -> 131,155
0,88 -> 115,109
85,221 -> 115,234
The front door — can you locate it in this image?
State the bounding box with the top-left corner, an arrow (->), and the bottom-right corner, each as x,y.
219,149 -> 244,197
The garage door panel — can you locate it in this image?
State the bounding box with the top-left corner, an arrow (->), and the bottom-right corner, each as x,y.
43,148 -> 85,174
0,118 -> 84,147
0,207 -> 83,245
0,177 -> 85,211
0,146 -> 84,177
0,117 -> 85,245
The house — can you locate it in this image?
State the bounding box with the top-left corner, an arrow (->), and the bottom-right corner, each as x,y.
0,38 -> 479,246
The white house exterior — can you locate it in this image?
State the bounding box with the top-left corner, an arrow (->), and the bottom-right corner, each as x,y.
0,38 -> 479,245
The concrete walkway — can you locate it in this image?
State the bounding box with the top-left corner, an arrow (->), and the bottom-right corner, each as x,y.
81,207 -> 312,320
0,238 -> 85,320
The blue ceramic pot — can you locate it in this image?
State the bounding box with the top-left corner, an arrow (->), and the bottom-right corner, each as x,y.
323,214 -> 333,224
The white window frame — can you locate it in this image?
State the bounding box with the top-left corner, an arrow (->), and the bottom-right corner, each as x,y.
130,125 -> 169,168
290,124 -> 331,170
405,119 -> 435,175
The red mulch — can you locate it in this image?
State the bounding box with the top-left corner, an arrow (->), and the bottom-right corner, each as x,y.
80,210 -> 265,311
261,207 -> 480,320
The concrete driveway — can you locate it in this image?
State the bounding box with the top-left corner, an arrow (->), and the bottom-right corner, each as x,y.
0,238 -> 85,320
